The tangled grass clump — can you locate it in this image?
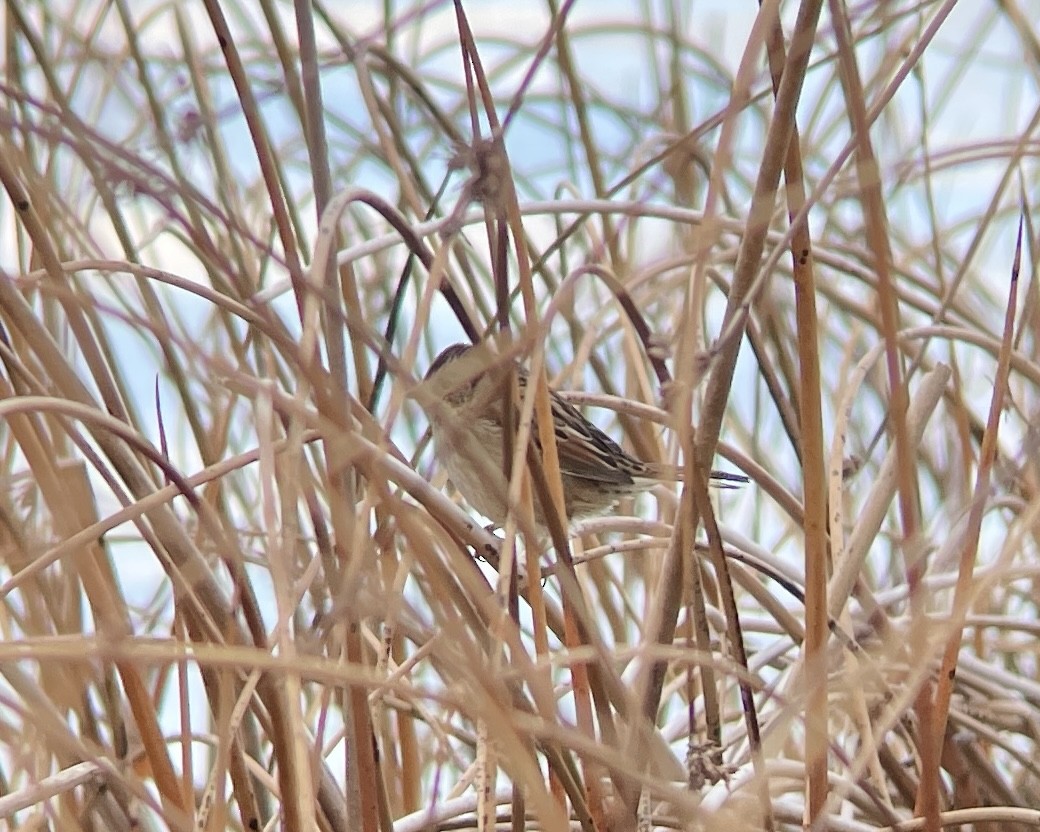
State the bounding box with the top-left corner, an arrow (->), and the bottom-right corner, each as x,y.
0,3 -> 1038,831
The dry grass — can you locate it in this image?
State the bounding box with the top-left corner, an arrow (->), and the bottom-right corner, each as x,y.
1,1 -> 1039,830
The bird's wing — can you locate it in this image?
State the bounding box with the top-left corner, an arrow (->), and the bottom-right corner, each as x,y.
507,371 -> 635,485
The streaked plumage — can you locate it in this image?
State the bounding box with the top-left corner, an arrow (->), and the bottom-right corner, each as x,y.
422,343 -> 745,529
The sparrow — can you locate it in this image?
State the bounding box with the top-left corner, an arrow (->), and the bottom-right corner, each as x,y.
421,343 -> 745,529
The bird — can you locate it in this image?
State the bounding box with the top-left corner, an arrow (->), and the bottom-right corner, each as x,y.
420,342 -> 745,530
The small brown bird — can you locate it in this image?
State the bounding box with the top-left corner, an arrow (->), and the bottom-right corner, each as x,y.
421,343 -> 745,529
